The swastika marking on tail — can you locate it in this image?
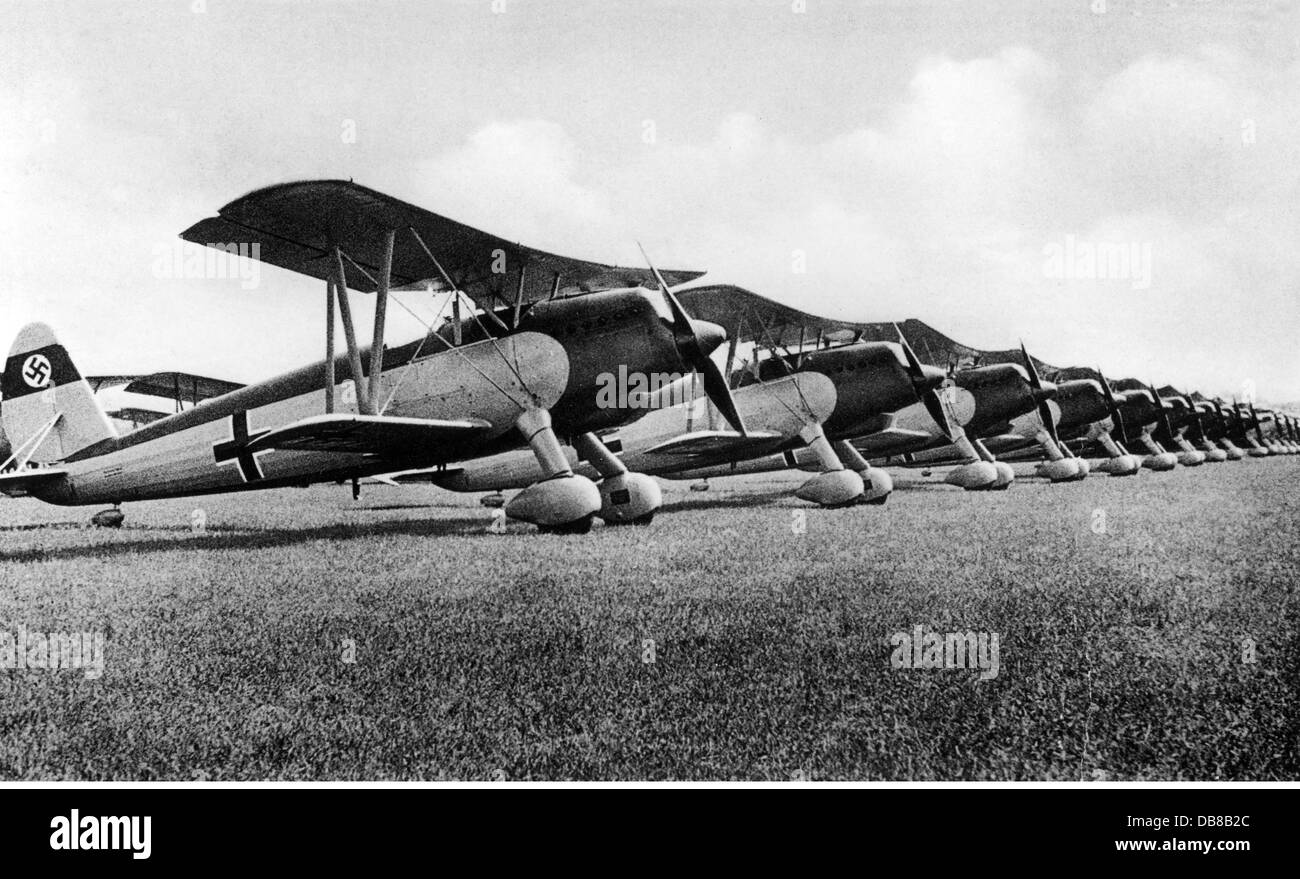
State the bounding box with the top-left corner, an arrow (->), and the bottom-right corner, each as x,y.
22,355 -> 52,389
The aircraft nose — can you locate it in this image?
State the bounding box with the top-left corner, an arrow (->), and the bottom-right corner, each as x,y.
690,319 -> 727,357
1033,380 -> 1059,404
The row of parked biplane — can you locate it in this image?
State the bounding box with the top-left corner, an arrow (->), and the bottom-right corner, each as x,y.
2,181 -> 1296,531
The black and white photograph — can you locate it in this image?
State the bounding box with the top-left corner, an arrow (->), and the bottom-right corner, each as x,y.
0,0 -> 1296,852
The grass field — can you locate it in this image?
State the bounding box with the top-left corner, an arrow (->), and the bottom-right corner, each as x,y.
1,460 -> 1297,781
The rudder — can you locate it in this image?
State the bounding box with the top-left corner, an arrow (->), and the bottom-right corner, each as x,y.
2,323 -> 116,463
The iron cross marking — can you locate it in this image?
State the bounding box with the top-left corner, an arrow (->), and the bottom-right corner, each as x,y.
213,411 -> 272,482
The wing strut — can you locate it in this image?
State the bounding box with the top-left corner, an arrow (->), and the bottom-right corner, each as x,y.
324,230 -> 397,417
330,251 -> 374,415
368,230 -> 395,408
324,271 -> 336,414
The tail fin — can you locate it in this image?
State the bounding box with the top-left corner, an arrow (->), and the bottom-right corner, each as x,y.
1,323 -> 116,463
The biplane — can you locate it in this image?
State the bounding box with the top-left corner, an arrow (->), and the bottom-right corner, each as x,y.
930,359 -> 1138,478
397,288 -> 958,507
665,288 -> 1077,490
0,180 -> 755,533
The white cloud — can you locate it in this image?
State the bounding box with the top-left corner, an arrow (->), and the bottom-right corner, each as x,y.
4,32 -> 1298,401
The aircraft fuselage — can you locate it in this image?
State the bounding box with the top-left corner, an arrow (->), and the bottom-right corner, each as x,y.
26,289 -> 698,506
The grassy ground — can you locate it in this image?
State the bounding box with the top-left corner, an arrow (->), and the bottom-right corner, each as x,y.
1,460 -> 1297,781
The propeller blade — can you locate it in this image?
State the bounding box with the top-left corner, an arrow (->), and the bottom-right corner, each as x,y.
637,242 -> 694,345
699,356 -> 747,438
1150,381 -> 1175,440
1020,341 -> 1043,388
1183,393 -> 1205,442
1098,369 -> 1127,437
1038,398 -> 1061,446
1022,343 -> 1059,445
894,323 -> 927,384
637,242 -> 747,435
1250,401 -> 1265,443
922,390 -> 955,442
894,325 -> 953,440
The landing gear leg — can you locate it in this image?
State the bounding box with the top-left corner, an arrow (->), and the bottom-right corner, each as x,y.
1033,430 -> 1079,482
1094,431 -> 1140,476
833,440 -> 892,505
1139,433 -> 1179,470
793,424 -> 864,507
944,430 -> 999,490
973,439 -> 1017,489
1057,441 -> 1090,479
575,432 -> 662,525
505,408 -> 600,533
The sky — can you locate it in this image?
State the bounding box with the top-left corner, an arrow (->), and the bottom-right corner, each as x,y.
2,0 -> 1298,404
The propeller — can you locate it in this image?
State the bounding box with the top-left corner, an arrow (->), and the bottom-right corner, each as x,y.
1249,400 -> 1265,444
1149,381 -> 1175,442
638,243 -> 747,436
1230,396 -> 1246,439
1098,368 -> 1127,439
895,324 -> 954,441
1181,392 -> 1206,442
1021,343 -> 1060,446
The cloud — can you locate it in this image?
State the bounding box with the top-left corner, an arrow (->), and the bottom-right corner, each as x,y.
4,36 -> 1298,401
413,120 -> 615,253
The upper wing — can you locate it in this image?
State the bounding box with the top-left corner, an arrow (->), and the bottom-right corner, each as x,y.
86,375 -> 141,393
673,284 -> 876,351
965,350 -> 1065,377
86,372 -> 246,403
106,406 -> 170,425
181,180 -> 704,312
674,285 -> 993,368
246,413 -> 493,456
122,372 -> 246,404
